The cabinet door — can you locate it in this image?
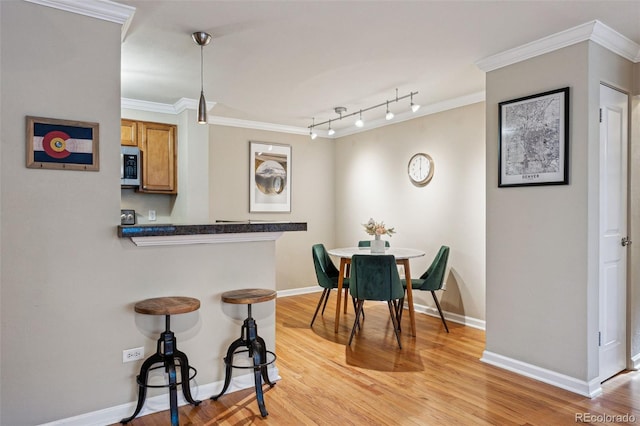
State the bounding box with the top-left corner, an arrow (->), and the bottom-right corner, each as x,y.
138,122 -> 177,194
120,119 -> 138,146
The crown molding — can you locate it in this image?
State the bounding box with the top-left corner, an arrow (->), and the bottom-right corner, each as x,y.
24,0 -> 136,40
208,116 -> 309,136
476,20 -> 640,72
121,97 -> 216,115
121,92 -> 485,138
24,0 -> 135,24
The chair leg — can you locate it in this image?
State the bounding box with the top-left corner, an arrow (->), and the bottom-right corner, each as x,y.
348,300 -> 365,346
310,289 -> 329,327
387,301 -> 402,349
396,293 -> 406,331
250,339 -> 269,417
174,349 -> 201,406
321,288 -> 331,315
351,297 -> 362,330
431,291 -> 449,333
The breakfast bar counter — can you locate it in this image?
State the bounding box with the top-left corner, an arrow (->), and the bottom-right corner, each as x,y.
117,221 -> 307,246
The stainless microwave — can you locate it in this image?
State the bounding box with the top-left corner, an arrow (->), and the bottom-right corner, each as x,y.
121,146 -> 140,187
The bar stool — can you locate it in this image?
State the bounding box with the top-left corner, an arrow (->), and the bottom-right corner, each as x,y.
121,296 -> 201,426
211,288 -> 277,417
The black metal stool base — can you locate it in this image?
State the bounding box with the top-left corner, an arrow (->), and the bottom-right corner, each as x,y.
211,305 -> 276,417
121,316 -> 201,426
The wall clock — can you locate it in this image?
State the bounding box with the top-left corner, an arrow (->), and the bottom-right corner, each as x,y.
407,153 -> 434,186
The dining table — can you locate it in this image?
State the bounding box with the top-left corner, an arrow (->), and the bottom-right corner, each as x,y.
326,246 -> 425,336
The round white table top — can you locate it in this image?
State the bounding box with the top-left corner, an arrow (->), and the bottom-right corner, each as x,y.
327,246 -> 425,259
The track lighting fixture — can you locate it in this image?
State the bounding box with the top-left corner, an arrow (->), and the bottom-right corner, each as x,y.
192,31 -> 212,124
308,89 -> 419,138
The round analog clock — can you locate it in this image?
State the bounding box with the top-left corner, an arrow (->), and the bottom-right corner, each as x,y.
407,153 -> 434,186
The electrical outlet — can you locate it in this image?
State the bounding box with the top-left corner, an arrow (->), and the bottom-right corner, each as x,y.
123,347 -> 144,363
148,210 -> 156,221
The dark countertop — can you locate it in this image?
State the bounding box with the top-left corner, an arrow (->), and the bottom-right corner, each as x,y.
118,221 -> 307,238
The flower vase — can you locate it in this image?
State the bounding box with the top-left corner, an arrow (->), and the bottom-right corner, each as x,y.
370,235 -> 385,253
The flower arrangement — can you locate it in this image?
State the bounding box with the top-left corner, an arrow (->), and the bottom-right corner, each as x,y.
362,218 -> 395,237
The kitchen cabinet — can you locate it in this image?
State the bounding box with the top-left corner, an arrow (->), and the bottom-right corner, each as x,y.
120,119 -> 138,147
121,119 -> 177,194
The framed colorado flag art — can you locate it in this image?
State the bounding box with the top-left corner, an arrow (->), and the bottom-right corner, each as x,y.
26,116 -> 99,171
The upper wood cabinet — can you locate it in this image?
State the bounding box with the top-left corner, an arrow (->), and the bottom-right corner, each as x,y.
121,119 -> 177,194
120,119 -> 138,147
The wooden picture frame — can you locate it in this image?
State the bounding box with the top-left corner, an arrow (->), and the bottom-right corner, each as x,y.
498,87 -> 569,187
249,141 -> 291,212
26,116 -> 99,171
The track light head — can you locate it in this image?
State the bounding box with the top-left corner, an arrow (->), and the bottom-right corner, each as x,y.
385,101 -> 394,120
410,92 -> 421,113
355,111 -> 364,128
327,120 -> 335,136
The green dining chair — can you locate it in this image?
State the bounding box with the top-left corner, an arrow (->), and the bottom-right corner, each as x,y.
310,244 -> 351,327
358,239 -> 390,248
398,245 -> 450,333
348,254 -> 404,348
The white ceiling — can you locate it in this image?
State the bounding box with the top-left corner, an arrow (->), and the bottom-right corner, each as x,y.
117,1 -> 640,133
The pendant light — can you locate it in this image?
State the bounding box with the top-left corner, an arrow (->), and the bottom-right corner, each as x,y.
192,31 -> 212,124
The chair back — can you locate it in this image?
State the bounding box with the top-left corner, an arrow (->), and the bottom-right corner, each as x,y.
349,255 -> 403,301
418,246 -> 450,291
358,239 -> 390,248
312,244 -> 340,289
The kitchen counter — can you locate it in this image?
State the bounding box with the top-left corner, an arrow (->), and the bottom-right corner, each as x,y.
118,221 -> 307,246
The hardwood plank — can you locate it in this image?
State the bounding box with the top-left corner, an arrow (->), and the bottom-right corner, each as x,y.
112,291 -> 640,425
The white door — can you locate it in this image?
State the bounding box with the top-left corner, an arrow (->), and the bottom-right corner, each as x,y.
599,84 -> 628,382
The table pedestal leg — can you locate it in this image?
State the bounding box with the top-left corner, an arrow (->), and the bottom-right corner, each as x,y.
402,259 -> 416,336
334,258 -> 347,333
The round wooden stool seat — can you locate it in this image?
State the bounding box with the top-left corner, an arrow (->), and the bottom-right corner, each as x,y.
221,289 -> 276,305
134,296 -> 200,316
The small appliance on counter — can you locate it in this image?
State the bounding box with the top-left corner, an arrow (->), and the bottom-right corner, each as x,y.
121,146 -> 140,187
121,209 -> 136,225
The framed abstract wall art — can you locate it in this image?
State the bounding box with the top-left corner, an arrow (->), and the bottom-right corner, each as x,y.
249,141 -> 291,212
498,87 -> 569,187
26,116 -> 99,171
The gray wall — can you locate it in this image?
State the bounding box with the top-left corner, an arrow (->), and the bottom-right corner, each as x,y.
0,3 -> 277,424
208,125 -> 337,291
334,103 -> 487,321
485,41 -> 638,386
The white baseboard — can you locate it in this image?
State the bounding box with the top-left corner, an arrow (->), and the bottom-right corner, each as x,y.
277,286 -> 322,298
410,301 -> 486,330
481,350 -> 602,398
630,352 -> 640,370
38,367 -> 280,426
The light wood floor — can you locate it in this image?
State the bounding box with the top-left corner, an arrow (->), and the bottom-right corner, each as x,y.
118,291 -> 640,425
